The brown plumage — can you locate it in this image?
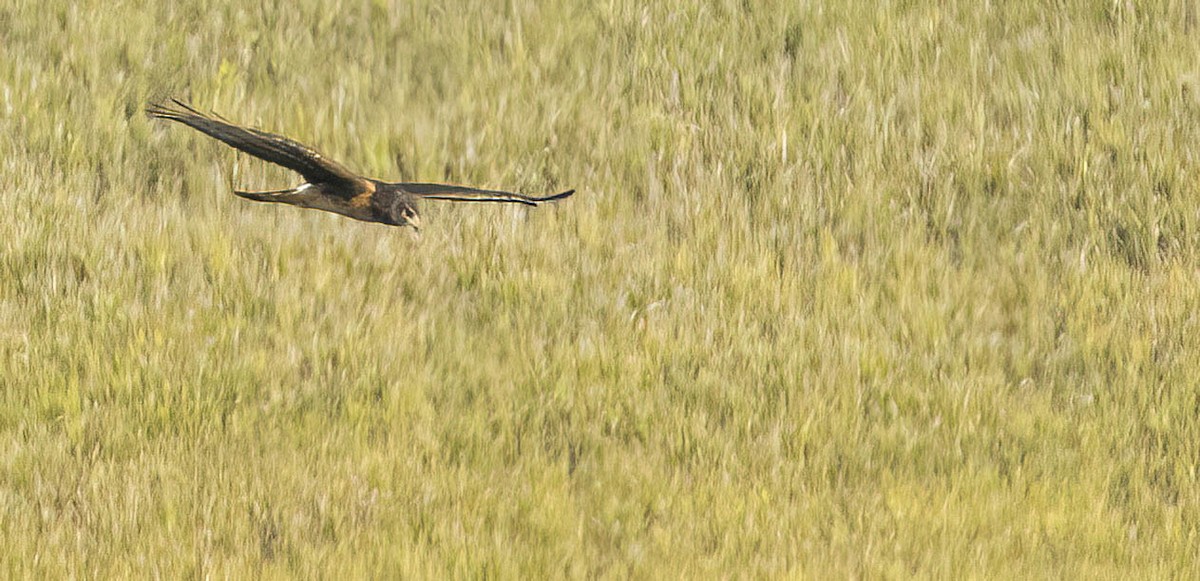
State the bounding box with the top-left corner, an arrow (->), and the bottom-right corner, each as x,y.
146,99 -> 574,229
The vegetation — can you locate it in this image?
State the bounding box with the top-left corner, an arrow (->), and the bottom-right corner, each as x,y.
3,0 -> 1199,576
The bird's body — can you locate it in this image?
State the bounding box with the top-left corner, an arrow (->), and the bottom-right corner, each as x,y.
235,180 -> 409,226
146,99 -> 573,229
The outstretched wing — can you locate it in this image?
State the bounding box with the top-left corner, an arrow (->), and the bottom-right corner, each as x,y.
146,99 -> 365,188
402,183 -> 575,206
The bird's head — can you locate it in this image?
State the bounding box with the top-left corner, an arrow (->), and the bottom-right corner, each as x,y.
403,208 -> 421,231
390,199 -> 421,231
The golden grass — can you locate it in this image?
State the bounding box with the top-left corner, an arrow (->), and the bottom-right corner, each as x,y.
2,0 -> 1200,576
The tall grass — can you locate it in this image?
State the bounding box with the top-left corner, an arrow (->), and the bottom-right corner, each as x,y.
2,0 -> 1199,576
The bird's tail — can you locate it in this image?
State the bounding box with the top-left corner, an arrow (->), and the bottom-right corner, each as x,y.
232,188 -> 297,202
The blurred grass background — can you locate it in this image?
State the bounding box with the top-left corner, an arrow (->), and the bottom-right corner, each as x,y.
2,0 -> 1200,576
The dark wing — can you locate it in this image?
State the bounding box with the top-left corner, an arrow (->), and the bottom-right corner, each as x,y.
146,99 -> 365,187
402,183 -> 575,207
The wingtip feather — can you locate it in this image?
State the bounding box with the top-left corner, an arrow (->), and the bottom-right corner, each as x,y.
145,98 -> 207,121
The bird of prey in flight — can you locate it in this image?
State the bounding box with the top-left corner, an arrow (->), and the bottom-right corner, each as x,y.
146,99 -> 573,229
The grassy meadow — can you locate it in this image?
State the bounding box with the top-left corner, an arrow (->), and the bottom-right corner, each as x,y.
3,0 -> 1200,576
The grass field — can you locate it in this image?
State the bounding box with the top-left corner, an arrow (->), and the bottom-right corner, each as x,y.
3,0 -> 1200,576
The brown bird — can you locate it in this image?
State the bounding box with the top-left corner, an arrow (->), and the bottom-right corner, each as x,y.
146,99 -> 573,229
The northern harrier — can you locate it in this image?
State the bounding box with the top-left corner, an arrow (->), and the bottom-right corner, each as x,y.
146,99 -> 573,229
